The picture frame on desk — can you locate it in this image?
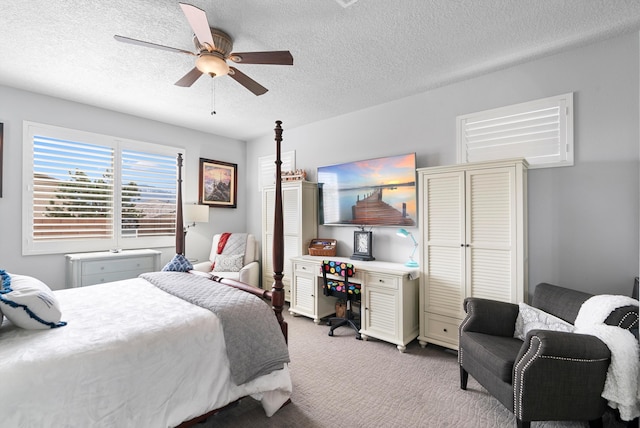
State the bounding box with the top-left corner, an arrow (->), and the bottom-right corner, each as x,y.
351,230 -> 375,261
199,158 -> 237,208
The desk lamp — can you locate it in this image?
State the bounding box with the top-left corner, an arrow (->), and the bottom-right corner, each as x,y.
396,228 -> 419,268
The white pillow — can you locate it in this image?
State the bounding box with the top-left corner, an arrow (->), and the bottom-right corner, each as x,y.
514,302 -> 574,340
0,272 -> 66,329
213,254 -> 244,272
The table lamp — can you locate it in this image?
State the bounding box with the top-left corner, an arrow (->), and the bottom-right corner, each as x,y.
396,228 -> 419,268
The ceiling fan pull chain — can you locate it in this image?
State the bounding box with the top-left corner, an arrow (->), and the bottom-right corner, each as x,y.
210,78 -> 217,116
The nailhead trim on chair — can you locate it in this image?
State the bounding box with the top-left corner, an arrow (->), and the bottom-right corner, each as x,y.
458,304 -> 475,365
618,311 -> 638,329
539,355 -> 609,363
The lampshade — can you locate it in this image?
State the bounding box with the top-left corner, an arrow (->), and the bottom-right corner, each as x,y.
397,228 -> 410,238
195,53 -> 230,77
184,204 -> 209,224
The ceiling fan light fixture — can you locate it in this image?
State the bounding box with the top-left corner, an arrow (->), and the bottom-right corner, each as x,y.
195,52 -> 229,77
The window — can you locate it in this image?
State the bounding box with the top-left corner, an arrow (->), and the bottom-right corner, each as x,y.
22,121 -> 182,255
457,93 -> 573,169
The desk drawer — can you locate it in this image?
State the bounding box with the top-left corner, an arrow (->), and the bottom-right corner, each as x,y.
293,261 -> 317,275
366,273 -> 399,290
82,257 -> 156,275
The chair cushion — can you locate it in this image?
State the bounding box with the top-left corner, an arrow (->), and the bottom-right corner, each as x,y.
326,280 -> 361,298
208,233 -> 258,265
460,331 -> 523,383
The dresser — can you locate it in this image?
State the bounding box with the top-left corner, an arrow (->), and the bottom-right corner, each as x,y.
417,158 -> 528,350
65,249 -> 162,288
290,255 -> 419,352
261,181 -> 318,300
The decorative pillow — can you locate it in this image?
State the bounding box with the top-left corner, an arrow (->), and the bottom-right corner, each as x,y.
0,270 -> 66,330
514,302 -> 574,340
212,254 -> 244,272
162,254 -> 193,272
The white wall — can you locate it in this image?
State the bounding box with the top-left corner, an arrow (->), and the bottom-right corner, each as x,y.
0,86 -> 248,289
247,32 -> 640,298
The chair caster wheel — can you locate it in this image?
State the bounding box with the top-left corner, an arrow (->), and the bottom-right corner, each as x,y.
328,330 -> 334,337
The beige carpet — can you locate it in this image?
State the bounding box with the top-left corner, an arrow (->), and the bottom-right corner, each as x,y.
201,307 -> 628,428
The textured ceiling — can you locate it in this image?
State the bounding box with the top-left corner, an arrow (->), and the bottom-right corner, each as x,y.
2,1 -> 640,141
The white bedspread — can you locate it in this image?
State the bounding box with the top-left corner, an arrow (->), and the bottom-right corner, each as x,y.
0,278 -> 292,428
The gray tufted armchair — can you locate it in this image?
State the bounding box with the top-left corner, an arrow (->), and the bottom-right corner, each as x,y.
458,282 -> 639,428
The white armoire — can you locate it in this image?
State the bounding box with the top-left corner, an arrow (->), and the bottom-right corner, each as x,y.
261,181 -> 318,300
417,158 -> 528,350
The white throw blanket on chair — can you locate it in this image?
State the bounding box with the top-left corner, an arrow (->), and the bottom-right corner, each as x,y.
574,295 -> 640,421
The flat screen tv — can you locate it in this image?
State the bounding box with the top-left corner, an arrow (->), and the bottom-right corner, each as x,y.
317,153 -> 417,227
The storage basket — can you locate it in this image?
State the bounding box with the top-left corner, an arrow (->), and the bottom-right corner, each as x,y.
308,239 -> 337,256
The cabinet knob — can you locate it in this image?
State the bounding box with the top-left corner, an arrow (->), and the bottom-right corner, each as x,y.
443,328 -> 448,332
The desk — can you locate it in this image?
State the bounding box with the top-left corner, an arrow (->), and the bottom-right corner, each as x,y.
289,255 -> 419,352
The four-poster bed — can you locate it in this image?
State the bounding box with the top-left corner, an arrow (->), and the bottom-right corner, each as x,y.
0,122 -> 290,427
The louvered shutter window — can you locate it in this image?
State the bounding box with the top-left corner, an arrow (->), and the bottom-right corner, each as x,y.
24,121 -> 179,255
32,137 -> 115,242
457,93 -> 573,168
258,150 -> 296,190
120,149 -> 177,240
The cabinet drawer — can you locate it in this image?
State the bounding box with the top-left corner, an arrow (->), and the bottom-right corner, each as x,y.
82,270 -> 144,286
366,273 -> 399,290
425,313 -> 460,346
294,261 -> 317,275
82,257 -> 155,275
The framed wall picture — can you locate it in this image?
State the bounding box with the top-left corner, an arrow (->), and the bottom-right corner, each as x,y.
351,230 -> 375,261
199,158 -> 237,208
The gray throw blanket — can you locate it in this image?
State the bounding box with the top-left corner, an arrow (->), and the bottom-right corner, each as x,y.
140,271 -> 290,385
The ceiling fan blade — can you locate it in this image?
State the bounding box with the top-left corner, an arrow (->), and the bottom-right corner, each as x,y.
228,67 -> 268,96
229,51 -> 293,65
114,35 -> 196,56
179,3 -> 215,50
175,67 -> 203,87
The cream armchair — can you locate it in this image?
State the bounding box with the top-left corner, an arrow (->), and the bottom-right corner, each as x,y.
191,233 -> 260,288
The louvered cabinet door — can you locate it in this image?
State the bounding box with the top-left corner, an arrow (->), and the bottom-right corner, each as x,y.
422,171 -> 466,320
466,167 -> 517,303
261,181 -> 318,301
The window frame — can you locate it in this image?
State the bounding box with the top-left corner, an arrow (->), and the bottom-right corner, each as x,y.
22,121 -> 184,255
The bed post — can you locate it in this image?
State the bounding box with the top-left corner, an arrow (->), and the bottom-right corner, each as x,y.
176,153 -> 185,256
271,121 -> 288,342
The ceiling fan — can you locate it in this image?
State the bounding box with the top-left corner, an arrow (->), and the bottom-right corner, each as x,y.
114,2 -> 293,96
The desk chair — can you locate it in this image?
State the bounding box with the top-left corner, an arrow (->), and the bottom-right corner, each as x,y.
322,260 -> 361,339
